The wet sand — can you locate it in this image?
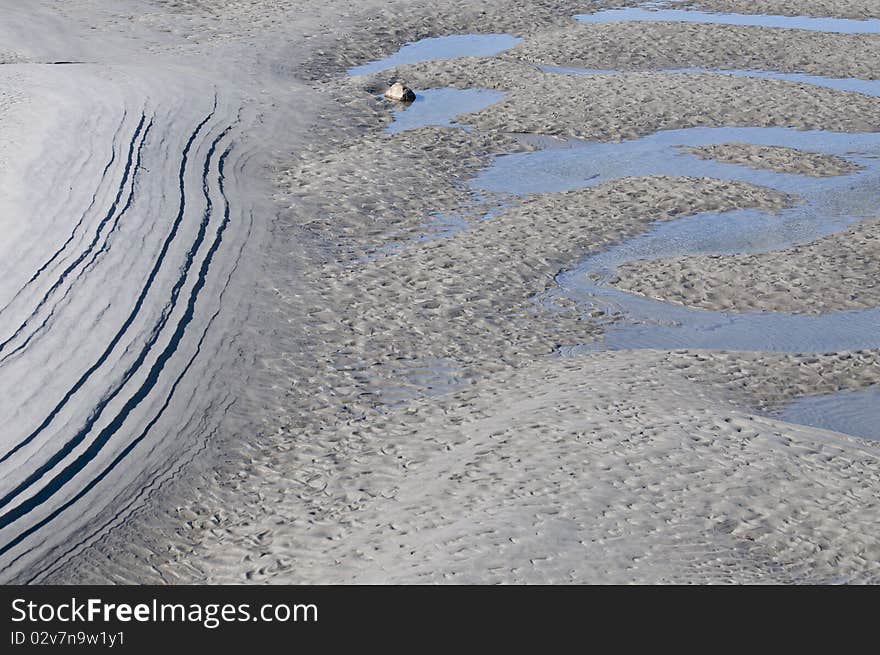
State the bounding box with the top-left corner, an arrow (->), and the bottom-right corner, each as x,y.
614,217 -> 880,314
2,0 -> 879,584
675,0 -> 880,20
513,21 -> 880,79
678,143 -> 862,176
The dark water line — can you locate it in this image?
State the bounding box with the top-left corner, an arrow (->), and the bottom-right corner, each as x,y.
0,108 -> 216,468
27,397 -> 230,584
0,111 -> 128,317
0,118 -> 156,367
27,211 -> 252,584
0,120 -> 227,515
26,398 -> 226,583
0,113 -> 148,358
0,114 -> 147,353
3,119 -> 230,370
0,144 -> 237,562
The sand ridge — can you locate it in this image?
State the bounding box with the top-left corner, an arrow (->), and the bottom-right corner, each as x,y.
363,58 -> 880,140
676,0 -> 880,20
4,0 -> 879,584
613,217 -> 880,314
512,22 -> 880,80
56,349 -> 880,584
678,142 -> 863,176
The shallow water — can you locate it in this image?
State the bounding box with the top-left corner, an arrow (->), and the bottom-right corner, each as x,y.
773,387 -> 880,441
386,88 -> 505,133
348,15 -> 880,440
574,8 -> 880,34
537,65 -> 880,97
347,34 -> 521,76
469,126 -> 880,353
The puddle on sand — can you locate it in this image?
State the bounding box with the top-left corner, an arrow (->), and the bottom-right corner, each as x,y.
566,303 -> 880,353
574,8 -> 880,34
347,34 -> 522,76
772,387 -> 880,442
347,14 -> 880,436
386,88 -> 505,133
537,65 -> 880,97
470,126 -> 880,354
473,126 -> 880,225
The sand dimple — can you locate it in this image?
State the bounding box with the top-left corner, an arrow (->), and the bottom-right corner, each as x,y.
378,58 -> 880,140
675,0 -> 880,21
69,350 -> 880,584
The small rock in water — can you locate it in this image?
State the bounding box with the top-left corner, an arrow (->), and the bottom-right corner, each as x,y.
384,82 -> 416,102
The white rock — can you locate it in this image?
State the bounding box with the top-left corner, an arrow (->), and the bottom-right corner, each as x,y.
384,82 -> 415,102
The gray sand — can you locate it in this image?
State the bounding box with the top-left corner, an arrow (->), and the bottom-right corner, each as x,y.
371,60 -> 880,139
678,142 -> 862,176
676,0 -> 880,20
614,217 -> 880,314
3,0 -> 879,584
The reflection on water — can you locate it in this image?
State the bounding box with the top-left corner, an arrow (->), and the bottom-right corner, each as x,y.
386,88 -> 505,133
348,13 -> 880,438
472,126 -> 880,353
774,387 -> 880,441
347,34 -> 521,76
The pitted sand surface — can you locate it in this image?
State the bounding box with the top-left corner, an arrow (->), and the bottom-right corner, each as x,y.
513,22 -> 880,80
614,217 -> 880,314
9,0 -> 879,584
678,142 -> 862,176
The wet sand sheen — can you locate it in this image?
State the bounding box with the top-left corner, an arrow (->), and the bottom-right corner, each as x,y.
353,18 -> 880,439
5,0 -> 879,584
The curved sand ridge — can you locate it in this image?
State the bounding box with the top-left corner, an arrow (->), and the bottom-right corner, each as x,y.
154,5 -> 880,584
0,63 -> 259,581
65,349 -> 880,584
1,0 -> 630,585
13,0 -> 880,583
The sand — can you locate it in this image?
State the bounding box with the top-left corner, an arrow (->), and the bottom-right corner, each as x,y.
512,22 -> 880,80
675,0 -> 880,20
57,348 -> 880,584
2,0 -> 879,585
678,142 -> 863,176
279,127 -> 527,257
614,217 -> 880,314
364,60 -> 880,140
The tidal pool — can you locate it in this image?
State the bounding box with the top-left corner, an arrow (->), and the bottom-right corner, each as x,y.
471,126 -> 880,353
773,388 -> 880,441
347,34 -> 521,76
537,65 -> 880,97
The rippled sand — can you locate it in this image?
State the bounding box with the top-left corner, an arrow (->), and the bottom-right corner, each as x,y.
3,0 -> 879,584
